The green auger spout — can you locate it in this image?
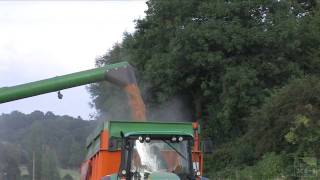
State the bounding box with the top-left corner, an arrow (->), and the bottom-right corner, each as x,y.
0,62 -> 136,104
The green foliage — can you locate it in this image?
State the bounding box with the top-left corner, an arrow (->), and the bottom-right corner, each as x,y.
40,147 -> 60,180
0,111 -> 96,178
62,174 -> 74,180
249,76 -> 320,157
88,0 -> 320,177
0,143 -> 21,180
238,152 -> 286,179
89,44 -> 132,120
89,0 -> 320,144
68,141 -> 83,167
207,152 -> 287,179
26,121 -> 44,180
208,76 -> 320,178
59,169 -> 79,180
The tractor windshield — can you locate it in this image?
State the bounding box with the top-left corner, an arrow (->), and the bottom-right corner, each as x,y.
129,137 -> 192,179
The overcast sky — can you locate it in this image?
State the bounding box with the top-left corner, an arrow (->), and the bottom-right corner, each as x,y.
0,1 -> 147,120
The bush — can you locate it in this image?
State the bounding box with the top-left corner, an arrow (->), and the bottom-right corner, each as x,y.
207,152 -> 286,179
62,174 -> 74,180
248,76 -> 320,157
239,152 -> 286,179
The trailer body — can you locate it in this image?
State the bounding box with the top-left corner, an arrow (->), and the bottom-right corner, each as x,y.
81,121 -> 203,180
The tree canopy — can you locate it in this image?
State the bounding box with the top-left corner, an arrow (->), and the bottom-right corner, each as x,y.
90,0 -> 320,140
89,0 -> 320,178
0,111 -> 96,179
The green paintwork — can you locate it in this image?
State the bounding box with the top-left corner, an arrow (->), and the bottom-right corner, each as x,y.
0,62 -> 129,103
124,131 -> 193,137
103,172 -> 181,180
148,172 -> 180,180
108,121 -> 193,139
86,120 -> 194,146
85,120 -> 194,158
86,137 -> 101,160
104,174 -> 118,180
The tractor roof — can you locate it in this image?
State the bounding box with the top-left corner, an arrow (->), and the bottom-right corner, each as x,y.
86,120 -> 194,147
85,120 -> 196,159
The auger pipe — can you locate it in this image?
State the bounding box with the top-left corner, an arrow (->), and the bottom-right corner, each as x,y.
0,61 -> 146,121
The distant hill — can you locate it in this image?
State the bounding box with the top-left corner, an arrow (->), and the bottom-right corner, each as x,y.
0,111 -> 97,180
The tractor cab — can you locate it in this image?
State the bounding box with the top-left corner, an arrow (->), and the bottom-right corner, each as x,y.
86,121 -> 204,180
118,133 -> 195,180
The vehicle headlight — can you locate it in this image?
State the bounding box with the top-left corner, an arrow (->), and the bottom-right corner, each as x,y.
178,136 -> 183,142
138,136 -> 144,143
145,136 -> 151,143
171,136 -> 177,142
121,169 -> 127,175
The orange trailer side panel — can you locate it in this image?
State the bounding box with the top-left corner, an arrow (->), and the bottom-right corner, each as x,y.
83,129 -> 122,180
85,150 -> 121,180
99,150 -> 122,176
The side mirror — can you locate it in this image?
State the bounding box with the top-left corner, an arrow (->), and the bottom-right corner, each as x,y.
201,138 -> 214,154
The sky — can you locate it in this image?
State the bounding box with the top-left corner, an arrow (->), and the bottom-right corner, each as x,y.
0,1 -> 147,120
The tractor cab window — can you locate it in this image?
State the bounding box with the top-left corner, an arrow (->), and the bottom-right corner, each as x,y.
128,136 -> 192,179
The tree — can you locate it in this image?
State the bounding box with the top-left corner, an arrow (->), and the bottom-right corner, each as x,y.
0,111 -> 96,178
26,121 -> 44,180
62,174 -> 73,180
0,143 -> 21,180
89,0 -> 320,144
68,141 -> 83,167
248,76 -> 320,158
40,147 -> 60,180
89,44 -> 132,120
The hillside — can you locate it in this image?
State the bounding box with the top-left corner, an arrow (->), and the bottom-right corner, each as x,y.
0,111 -> 97,180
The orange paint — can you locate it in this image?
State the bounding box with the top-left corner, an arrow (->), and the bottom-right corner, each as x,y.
81,130 -> 122,180
85,150 -> 121,179
99,150 -> 122,176
100,130 -> 109,150
192,122 -> 203,178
